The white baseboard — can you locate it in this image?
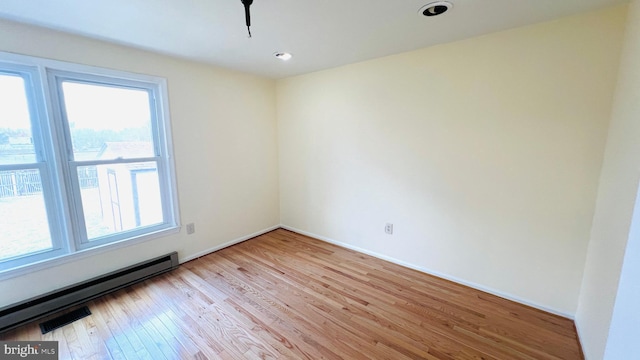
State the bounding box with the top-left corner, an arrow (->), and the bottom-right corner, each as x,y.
575,321 -> 589,359
179,223 -> 576,320
280,224 -> 575,320
180,225 -> 280,263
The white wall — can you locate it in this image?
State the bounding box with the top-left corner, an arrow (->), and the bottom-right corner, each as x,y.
0,19 -> 280,306
604,186 -> 640,358
576,1 -> 640,358
277,6 -> 627,316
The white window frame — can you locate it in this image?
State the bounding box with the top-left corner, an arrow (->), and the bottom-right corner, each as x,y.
0,62 -> 69,267
0,52 -> 180,279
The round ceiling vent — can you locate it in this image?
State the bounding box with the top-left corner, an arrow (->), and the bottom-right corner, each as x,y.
273,52 -> 293,61
419,1 -> 453,17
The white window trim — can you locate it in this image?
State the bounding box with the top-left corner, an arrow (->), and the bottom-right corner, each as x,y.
0,51 -> 181,280
0,226 -> 180,281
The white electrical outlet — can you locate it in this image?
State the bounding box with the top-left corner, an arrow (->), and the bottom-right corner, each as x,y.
186,223 -> 195,235
385,223 -> 393,235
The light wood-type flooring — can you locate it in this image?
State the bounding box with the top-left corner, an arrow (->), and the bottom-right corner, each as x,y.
1,229 -> 584,359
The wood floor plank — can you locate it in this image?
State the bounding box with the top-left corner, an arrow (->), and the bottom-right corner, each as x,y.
198,256 -> 355,359
84,301 -> 127,360
0,229 -> 584,359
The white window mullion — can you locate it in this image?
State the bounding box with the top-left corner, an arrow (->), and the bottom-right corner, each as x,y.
33,164 -> 64,253
38,65 -> 75,253
46,68 -> 84,253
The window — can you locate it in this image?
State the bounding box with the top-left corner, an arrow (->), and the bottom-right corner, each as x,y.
0,53 -> 178,275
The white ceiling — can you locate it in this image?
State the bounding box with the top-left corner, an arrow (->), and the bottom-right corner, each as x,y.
0,0 -> 628,79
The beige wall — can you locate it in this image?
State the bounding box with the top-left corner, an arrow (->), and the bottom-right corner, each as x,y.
576,0 -> 640,358
277,6 -> 627,315
0,20 -> 280,305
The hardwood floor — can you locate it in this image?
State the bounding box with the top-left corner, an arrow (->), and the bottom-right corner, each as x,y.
1,229 -> 583,359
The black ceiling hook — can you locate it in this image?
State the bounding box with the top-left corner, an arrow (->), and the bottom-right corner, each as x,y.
241,0 -> 253,38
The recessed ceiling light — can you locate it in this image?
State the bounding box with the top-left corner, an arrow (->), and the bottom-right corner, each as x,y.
418,1 -> 453,17
274,52 -> 292,61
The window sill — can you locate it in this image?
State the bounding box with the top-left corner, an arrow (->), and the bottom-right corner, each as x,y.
0,226 -> 180,281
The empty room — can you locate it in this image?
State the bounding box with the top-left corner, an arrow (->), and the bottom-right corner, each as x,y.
0,0 -> 638,359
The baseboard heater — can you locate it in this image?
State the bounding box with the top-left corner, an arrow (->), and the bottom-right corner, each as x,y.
0,251 -> 179,334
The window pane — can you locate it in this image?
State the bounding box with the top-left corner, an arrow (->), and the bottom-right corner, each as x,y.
80,162 -> 163,241
0,169 -> 53,261
0,74 -> 36,164
61,81 -> 154,161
